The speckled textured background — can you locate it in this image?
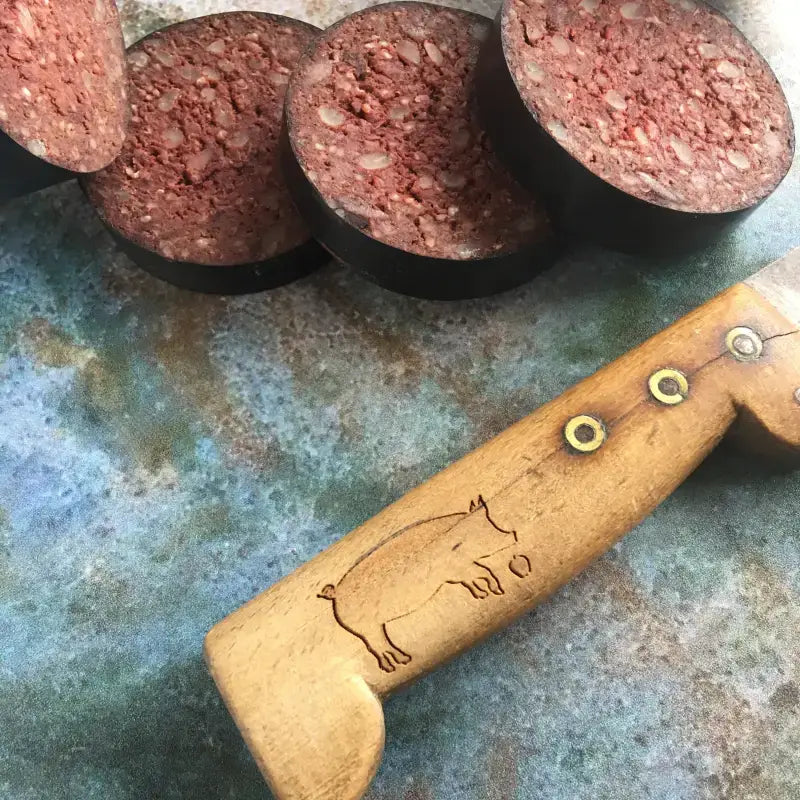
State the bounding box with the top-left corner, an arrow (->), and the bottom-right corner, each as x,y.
1,1 -> 799,798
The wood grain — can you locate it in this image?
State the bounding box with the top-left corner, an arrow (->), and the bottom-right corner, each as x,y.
205,283 -> 800,800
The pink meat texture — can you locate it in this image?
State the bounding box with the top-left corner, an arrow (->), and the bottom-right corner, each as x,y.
504,0 -> 793,212
0,0 -> 128,170
288,3 -> 550,260
85,13 -> 316,266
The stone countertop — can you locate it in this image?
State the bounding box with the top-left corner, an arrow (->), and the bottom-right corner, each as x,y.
1,1 -> 799,798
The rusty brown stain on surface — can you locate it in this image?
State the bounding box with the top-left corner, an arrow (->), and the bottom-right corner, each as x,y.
151,295 -> 283,473
283,276 -> 513,445
596,557 -> 799,800
577,560 -> 685,670
486,736 -> 519,800
688,670 -> 784,800
79,356 -> 127,414
19,318 -> 96,370
152,503 -> 235,563
403,784 -> 433,800
80,358 -> 190,473
739,556 -> 800,620
19,317 -> 190,473
102,269 -> 283,473
507,557 -> 798,799
769,681 -> 799,713
298,277 -> 427,394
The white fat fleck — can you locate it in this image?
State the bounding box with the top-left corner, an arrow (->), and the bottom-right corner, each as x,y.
20,87 -> 32,100
727,149 -> 751,170
551,35 -> 571,56
424,41 -> 444,66
621,3 -> 644,20
633,127 -> 650,147
680,0 -> 697,10
206,39 -> 225,55
525,61 -> 545,83
318,106 -> 345,127
547,120 -> 568,141
157,89 -> 180,112
763,127 -> 783,155
396,39 -> 421,65
338,197 -> 386,219
185,148 -> 213,173
669,135 -> 695,165
227,130 -> 249,148
579,0 -> 600,12
163,127 -> 184,148
524,21 -> 544,43
697,42 -> 723,59
17,5 -> 37,38
604,89 -> 627,111
26,139 -> 46,157
129,51 -> 150,69
358,152 -> 392,170
717,60 -> 743,79
0,105 -> 7,121
637,172 -> 682,203
153,49 -> 175,67
403,25 -> 428,42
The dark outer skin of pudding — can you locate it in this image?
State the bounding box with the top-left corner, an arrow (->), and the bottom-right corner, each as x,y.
85,13 -> 317,267
0,0 -> 128,171
504,0 -> 794,214
287,3 -> 550,261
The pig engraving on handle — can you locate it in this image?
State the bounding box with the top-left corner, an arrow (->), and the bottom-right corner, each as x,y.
318,497 -> 520,673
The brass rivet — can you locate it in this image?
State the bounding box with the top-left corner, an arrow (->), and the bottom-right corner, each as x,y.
726,327 -> 763,361
649,368 -> 689,405
565,415 -> 606,453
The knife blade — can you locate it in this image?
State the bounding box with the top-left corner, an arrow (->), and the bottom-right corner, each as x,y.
206,250 -> 800,800
746,250 -> 800,325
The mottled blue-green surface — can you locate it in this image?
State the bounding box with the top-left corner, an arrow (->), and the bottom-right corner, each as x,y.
1,1 -> 799,798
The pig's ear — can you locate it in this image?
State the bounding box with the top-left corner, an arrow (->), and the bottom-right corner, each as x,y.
469,496 -> 487,512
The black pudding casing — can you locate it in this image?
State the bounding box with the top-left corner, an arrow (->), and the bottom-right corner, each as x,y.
475,8 -> 793,256
0,129 -> 73,205
99,223 -> 329,295
280,127 -> 562,301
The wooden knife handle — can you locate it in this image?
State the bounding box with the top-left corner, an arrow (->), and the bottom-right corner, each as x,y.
205,283 -> 800,800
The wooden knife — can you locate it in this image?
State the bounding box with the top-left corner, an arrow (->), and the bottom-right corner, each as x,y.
205,249 -> 800,800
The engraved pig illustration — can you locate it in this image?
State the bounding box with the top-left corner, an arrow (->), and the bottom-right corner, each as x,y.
319,497 -> 518,673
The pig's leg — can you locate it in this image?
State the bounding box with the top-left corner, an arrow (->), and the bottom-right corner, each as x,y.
383,625 -> 412,666
455,580 -> 489,600
474,562 -> 504,595
358,626 -> 412,672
